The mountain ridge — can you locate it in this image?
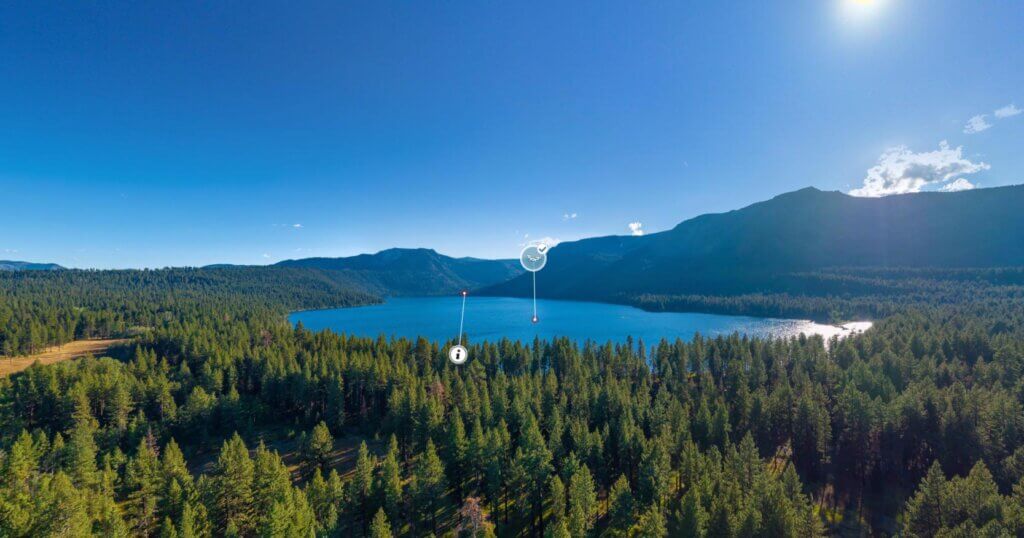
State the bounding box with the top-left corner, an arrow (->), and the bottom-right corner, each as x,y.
480,184 -> 1024,300
275,247 -> 522,296
0,260 -> 64,271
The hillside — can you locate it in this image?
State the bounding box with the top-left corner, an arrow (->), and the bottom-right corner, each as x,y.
481,185 -> 1024,300
276,247 -> 523,296
0,260 -> 63,271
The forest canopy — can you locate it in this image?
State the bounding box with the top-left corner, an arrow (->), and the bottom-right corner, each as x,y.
1,266 -> 1023,536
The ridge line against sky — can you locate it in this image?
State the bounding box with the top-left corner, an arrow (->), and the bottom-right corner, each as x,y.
1,1 -> 1022,268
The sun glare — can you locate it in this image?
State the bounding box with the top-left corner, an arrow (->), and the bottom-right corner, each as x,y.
841,0 -> 885,21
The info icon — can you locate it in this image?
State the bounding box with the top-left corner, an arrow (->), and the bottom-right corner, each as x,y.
448,345 -> 468,365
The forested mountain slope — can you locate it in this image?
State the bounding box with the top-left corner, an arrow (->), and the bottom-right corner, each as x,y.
482,185 -> 1024,300
0,260 -> 63,271
276,247 -> 523,296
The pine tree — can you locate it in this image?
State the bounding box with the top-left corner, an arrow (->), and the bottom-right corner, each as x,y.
370,508 -> 393,538
92,494 -> 131,538
548,475 -> 566,528
306,421 -> 334,473
630,505 -> 668,537
66,420 -> 99,489
34,472 -> 92,537
468,416 -> 487,492
161,439 -> 195,520
179,502 -> 207,538
549,520 -> 572,538
446,409 -> 469,502
639,437 -> 671,508
212,434 -> 255,534
568,464 -> 597,537
944,461 -> 1001,532
792,394 -> 829,481
349,440 -> 377,532
483,425 -> 509,523
125,436 -> 162,536
412,440 -> 448,535
735,507 -> 761,538
518,415 -> 554,533
159,517 -> 179,538
608,474 -> 635,535
327,376 -> 346,431
3,431 -> 38,493
758,485 -> 797,538
377,437 -> 404,524
306,469 -> 339,533
259,488 -> 317,538
706,498 -> 733,538
327,469 -> 346,526
676,487 -> 706,538
252,442 -> 293,529
710,404 -> 732,448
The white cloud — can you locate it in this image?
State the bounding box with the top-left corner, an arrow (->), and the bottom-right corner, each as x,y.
961,104 -> 1019,134
562,212 -> 578,221
849,141 -> 989,197
939,178 -> 976,192
292,223 -> 303,228
520,233 -> 561,249
994,104 -> 1022,119
262,253 -> 271,259
628,222 -> 644,236
534,237 -> 561,248
963,114 -> 992,134
520,235 -> 561,248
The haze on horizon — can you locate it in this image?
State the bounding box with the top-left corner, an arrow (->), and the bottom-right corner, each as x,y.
1,1 -> 1022,269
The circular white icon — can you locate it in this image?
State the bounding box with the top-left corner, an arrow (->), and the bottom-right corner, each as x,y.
448,345 -> 468,365
520,245 -> 548,272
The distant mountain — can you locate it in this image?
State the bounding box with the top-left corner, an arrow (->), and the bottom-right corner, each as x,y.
0,260 -> 64,271
481,185 -> 1024,301
276,248 -> 523,296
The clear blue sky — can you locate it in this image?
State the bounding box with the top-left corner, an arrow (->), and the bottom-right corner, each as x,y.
2,1 -> 1021,268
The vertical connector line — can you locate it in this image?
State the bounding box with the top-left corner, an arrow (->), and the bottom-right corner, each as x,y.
458,291 -> 467,346
532,271 -> 537,321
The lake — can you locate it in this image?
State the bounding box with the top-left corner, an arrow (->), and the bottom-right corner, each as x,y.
289,296 -> 871,345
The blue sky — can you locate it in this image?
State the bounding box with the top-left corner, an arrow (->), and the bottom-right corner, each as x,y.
1,1 -> 1022,268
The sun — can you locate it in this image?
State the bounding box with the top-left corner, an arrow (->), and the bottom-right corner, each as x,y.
847,0 -> 883,10
841,0 -> 886,21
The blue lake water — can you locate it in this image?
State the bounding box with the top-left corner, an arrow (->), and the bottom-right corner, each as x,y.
289,296 -> 870,345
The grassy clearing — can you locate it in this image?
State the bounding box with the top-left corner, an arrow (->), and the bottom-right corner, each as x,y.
0,338 -> 129,376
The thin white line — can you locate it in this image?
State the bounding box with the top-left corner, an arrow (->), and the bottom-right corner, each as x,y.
458,292 -> 467,346
532,271 -> 537,320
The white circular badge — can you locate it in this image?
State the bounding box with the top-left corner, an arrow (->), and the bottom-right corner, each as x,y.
448,345 -> 468,365
520,245 -> 548,272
